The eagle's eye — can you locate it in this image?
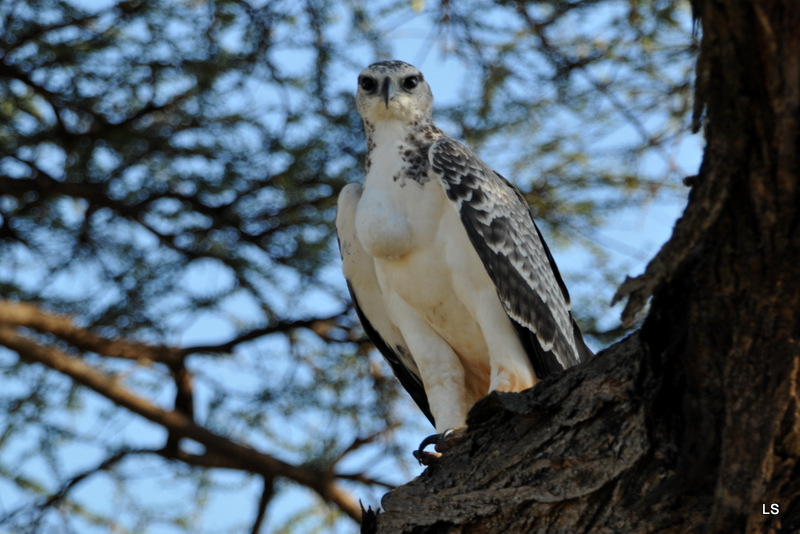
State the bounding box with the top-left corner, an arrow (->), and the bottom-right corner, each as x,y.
359,76 -> 377,92
403,75 -> 419,90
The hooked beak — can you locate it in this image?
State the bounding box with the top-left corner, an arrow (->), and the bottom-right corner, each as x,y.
381,77 -> 396,109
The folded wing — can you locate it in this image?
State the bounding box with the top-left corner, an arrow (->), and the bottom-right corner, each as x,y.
430,138 -> 592,377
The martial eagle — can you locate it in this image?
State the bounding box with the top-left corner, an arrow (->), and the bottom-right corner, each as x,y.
337,60 -> 592,455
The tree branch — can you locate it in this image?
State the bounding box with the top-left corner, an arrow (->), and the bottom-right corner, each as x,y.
250,476 -> 275,534
182,312 -> 345,354
611,163 -> 728,325
0,300 -> 349,362
37,448 -> 154,512
0,325 -> 363,522
0,300 -> 184,366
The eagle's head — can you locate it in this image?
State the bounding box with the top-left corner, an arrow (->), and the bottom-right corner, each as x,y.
356,60 -> 434,125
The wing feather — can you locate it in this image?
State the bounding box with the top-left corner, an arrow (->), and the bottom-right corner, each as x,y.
430,138 -> 592,375
347,284 -> 434,425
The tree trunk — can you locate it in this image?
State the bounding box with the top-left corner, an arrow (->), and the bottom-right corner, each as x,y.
364,1 -> 800,532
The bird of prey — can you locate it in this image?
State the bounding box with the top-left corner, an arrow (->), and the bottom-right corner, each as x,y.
337,60 -> 592,454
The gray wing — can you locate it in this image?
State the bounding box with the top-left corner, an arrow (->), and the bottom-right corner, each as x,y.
430,137 -> 592,375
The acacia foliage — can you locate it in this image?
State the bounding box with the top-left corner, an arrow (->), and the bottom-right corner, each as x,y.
0,0 -> 696,532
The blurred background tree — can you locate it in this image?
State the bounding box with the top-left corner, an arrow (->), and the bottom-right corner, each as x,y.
0,0 -> 698,532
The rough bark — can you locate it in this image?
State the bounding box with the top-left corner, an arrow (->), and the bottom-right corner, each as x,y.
365,0 -> 800,532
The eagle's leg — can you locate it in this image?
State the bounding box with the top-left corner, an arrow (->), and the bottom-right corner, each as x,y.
472,290 -> 539,392
413,427 -> 467,465
386,294 -> 470,430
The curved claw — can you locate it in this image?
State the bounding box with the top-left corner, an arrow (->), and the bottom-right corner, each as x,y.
413,433 -> 442,465
412,427 -> 466,465
420,433 -> 441,451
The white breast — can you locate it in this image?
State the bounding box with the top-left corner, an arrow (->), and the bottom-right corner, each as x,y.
355,122 -> 439,260
355,186 -> 413,260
